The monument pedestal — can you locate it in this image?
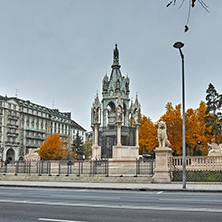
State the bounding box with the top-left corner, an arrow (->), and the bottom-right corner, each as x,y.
92,145 -> 101,160
112,145 -> 139,160
152,146 -> 172,183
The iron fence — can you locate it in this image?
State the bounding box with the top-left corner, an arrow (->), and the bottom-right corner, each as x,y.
0,159 -> 110,176
135,158 -> 154,176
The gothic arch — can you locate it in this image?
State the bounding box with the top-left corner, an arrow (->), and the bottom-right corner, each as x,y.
107,101 -> 116,126
6,148 -> 15,161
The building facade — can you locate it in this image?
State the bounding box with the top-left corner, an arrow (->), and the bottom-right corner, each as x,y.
0,95 -> 86,161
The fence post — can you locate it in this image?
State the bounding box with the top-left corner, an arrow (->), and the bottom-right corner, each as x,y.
38,161 -> 41,176
90,160 -> 92,176
66,161 -> 69,176
77,161 -> 80,176
81,161 -> 83,174
135,159 -> 138,177
15,161 -> 18,175
4,162 -> 7,175
57,162 -> 60,176
28,161 -> 31,174
48,161 -> 52,176
105,159 -> 109,177
151,159 -> 154,175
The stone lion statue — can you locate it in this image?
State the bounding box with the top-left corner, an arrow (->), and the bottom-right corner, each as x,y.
208,143 -> 222,156
158,121 -> 171,147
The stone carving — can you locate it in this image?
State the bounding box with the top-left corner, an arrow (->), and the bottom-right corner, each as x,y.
24,148 -> 41,161
132,109 -> 139,125
208,143 -> 222,156
158,121 -> 171,147
93,108 -> 99,123
116,106 -> 122,122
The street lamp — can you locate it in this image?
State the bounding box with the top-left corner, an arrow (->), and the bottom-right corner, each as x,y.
173,41 -> 186,189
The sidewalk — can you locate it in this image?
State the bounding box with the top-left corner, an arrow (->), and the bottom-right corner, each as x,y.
0,180 -> 222,192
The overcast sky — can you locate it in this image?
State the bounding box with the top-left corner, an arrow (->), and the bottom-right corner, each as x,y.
0,0 -> 221,131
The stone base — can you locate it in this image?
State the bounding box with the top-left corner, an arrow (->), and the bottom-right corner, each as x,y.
152,146 -> 172,183
112,145 -> 139,160
151,176 -> 171,183
91,145 -> 101,159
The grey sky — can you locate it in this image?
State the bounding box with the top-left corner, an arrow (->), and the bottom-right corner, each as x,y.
0,0 -> 221,131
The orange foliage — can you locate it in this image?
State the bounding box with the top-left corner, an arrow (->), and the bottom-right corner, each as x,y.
159,102 -> 183,155
138,101 -> 212,156
185,101 -> 212,155
39,134 -> 65,160
139,115 -> 158,154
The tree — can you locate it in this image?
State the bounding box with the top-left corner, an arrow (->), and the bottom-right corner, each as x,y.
72,132 -> 85,160
83,139 -> 92,159
39,134 -> 65,160
205,83 -> 222,144
185,101 -> 212,155
139,115 -> 158,154
159,102 -> 183,155
166,0 -> 209,32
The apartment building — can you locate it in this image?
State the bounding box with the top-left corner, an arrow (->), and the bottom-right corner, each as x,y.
0,95 -> 86,161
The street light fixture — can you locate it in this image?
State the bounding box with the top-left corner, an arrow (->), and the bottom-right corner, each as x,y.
173,41 -> 186,189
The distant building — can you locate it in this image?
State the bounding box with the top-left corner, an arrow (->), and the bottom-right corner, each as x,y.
0,95 -> 86,161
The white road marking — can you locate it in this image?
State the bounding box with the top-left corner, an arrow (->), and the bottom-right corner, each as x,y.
38,218 -> 86,222
0,199 -> 222,213
38,218 -> 85,222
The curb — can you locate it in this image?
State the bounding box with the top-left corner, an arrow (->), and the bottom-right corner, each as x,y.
0,183 -> 222,193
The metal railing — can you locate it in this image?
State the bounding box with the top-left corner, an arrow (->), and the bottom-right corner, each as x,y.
0,159 -> 109,176
135,158 -> 154,176
0,159 -> 154,177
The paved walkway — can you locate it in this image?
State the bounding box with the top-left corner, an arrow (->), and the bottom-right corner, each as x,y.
0,180 -> 222,192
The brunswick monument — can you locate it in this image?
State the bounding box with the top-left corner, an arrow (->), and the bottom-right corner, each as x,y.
91,44 -> 141,161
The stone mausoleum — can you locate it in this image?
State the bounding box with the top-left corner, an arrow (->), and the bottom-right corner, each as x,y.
91,44 -> 141,160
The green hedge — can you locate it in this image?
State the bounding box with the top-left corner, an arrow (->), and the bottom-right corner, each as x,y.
173,170 -> 222,182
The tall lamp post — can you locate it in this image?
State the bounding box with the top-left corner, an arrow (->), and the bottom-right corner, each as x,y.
173,41 -> 186,189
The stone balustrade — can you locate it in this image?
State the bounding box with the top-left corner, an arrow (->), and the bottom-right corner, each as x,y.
173,156 -> 222,170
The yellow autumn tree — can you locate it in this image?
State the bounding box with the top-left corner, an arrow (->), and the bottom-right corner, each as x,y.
159,102 -> 183,155
139,115 -> 158,154
39,134 -> 65,160
186,101 -> 213,155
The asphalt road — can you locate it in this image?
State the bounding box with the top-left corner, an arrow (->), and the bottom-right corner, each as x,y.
0,187 -> 222,222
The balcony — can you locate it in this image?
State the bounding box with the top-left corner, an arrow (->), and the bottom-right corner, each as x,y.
26,134 -> 45,140
5,141 -> 20,146
7,124 -> 19,129
7,132 -> 19,137
8,115 -> 19,120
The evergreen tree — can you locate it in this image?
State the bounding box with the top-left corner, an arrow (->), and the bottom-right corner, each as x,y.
205,83 -> 222,144
72,132 -> 85,160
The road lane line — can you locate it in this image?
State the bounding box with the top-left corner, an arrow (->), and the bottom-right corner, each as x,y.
0,199 -> 222,213
38,218 -> 86,222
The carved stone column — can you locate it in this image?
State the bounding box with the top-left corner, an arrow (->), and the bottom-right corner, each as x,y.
135,124 -> 140,147
116,122 -> 122,146
91,124 -> 101,160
